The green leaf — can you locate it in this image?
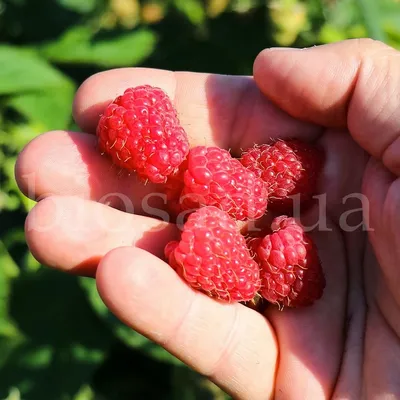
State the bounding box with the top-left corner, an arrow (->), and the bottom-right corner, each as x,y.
231,0 -> 259,13
0,123 -> 41,152
0,269 -> 116,400
380,0 -> 400,48
79,277 -> 182,366
57,0 -> 98,14
0,239 -> 20,278
174,0 -> 206,25
269,0 -> 309,46
8,84 -> 75,131
0,46 -> 70,95
356,0 -> 387,42
0,123 -> 42,211
72,385 -> 96,400
171,366 -> 230,400
41,26 -> 158,67
0,240 -> 19,336
0,240 -> 24,371
2,387 -> 23,400
321,0 -> 362,29
0,239 -> 19,326
318,22 -> 367,43
0,155 -> 28,212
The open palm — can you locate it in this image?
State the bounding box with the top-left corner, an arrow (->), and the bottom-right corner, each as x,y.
15,39 -> 400,399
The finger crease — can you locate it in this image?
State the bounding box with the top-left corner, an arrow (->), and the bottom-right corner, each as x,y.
232,80 -> 259,154
206,304 -> 241,378
161,290 -> 197,348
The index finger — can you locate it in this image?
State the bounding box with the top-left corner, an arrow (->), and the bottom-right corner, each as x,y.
16,68 -> 321,210
73,67 -> 321,152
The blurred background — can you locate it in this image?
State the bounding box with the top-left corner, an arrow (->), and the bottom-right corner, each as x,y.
0,0 -> 399,399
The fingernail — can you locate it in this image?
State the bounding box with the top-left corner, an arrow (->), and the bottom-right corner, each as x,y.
267,46 -> 310,51
267,47 -> 300,51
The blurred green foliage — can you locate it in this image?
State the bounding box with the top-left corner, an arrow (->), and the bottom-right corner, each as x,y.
0,0 -> 399,398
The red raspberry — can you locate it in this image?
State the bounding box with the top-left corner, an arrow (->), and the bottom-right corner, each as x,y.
175,146 -> 268,221
250,216 -> 325,308
164,240 -> 180,269
96,85 -> 190,184
163,158 -> 187,218
164,206 -> 261,303
240,139 -> 323,213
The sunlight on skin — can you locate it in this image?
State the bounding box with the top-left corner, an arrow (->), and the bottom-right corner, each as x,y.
15,39 -> 400,399
96,247 -> 278,398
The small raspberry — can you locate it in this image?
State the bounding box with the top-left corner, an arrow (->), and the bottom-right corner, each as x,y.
240,139 -> 323,213
165,206 -> 261,303
96,85 -> 190,184
250,215 -> 325,308
175,146 -> 268,221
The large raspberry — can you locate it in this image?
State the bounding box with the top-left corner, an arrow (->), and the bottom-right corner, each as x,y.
165,206 -> 261,303
240,139 -> 323,213
175,146 -> 268,221
250,216 -> 325,308
96,85 -> 190,184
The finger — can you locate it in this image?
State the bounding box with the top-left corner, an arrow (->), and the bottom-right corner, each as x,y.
267,215 -> 347,398
364,306 -> 400,398
363,159 -> 400,334
254,39 -> 400,175
15,131 -> 167,213
96,246 -> 278,400
317,128 -> 369,222
73,67 -> 321,152
25,195 -> 178,276
362,245 -> 400,398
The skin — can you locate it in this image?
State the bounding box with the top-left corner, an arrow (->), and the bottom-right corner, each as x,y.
14,39 -> 400,399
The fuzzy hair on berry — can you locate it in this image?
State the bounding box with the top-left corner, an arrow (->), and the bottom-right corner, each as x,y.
165,206 -> 261,303
165,146 -> 269,221
240,139 -> 324,214
248,215 -> 325,308
97,85 -> 190,184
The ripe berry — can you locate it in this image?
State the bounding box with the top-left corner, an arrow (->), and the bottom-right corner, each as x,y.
249,215 -> 325,308
163,158 -> 187,218
175,146 -> 268,221
165,206 -> 261,303
240,139 -> 323,213
96,85 -> 190,184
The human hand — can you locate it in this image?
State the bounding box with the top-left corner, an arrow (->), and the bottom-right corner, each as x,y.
15,39 -> 400,399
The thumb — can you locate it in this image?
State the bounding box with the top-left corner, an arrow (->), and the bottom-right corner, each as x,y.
253,39 -> 400,175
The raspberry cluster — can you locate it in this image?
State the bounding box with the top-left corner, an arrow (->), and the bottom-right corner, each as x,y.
97,85 -> 325,309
